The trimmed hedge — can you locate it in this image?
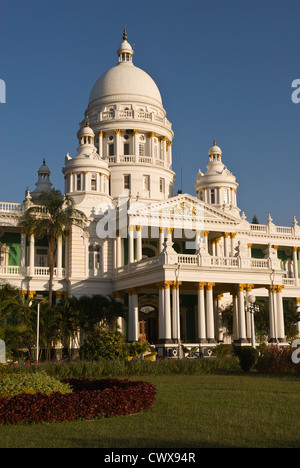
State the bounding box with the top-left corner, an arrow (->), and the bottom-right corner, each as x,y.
0,378 -> 157,425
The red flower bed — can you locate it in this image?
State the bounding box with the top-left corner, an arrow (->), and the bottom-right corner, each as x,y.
0,378 -> 157,425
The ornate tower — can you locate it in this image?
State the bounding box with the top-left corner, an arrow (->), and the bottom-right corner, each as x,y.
80,27 -> 176,204
194,140 -> 240,217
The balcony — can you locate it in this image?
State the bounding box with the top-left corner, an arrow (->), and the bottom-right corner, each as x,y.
0,266 -> 65,278
99,109 -> 173,130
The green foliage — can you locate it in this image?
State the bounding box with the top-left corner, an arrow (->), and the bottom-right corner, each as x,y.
238,346 -> 259,372
20,189 -> 87,305
0,371 -> 72,398
212,344 -> 233,357
80,328 -> 129,361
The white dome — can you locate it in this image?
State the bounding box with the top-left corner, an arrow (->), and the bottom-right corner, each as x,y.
89,63 -> 163,107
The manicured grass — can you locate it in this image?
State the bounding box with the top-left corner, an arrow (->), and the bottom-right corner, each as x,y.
0,373 -> 299,448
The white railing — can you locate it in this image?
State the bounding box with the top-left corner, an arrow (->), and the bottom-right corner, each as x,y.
34,267 -> 66,277
282,277 -> 296,286
251,259 -> 270,269
209,256 -> 239,267
177,254 -> 198,265
250,224 -> 267,232
0,202 -> 24,214
0,265 -> 21,275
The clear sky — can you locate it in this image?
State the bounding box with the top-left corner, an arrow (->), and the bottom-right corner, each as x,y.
0,0 -> 299,226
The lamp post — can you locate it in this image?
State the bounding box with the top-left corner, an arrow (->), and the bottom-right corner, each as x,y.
246,295 -> 259,348
35,295 -> 45,362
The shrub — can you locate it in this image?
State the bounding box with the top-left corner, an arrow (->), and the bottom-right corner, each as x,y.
256,345 -> 300,375
0,378 -> 157,425
238,346 -> 259,372
80,328 -> 129,361
0,371 -> 72,398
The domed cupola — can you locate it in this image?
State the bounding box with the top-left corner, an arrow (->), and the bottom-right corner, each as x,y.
194,139 -> 240,217
77,28 -> 176,204
31,159 -> 53,199
117,26 -> 134,63
62,118 -> 111,214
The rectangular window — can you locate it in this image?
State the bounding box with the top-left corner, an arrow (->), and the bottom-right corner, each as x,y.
91,174 -> 97,191
139,143 -> 145,156
210,189 -> 215,204
124,143 -> 130,155
109,144 -> 114,156
160,177 -> 165,193
124,174 -> 131,190
143,175 -> 150,191
76,174 -> 82,191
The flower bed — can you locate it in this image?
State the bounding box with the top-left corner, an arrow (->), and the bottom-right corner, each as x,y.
0,378 -> 157,425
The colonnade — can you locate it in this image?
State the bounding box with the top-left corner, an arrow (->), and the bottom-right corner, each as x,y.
125,281 -> 288,345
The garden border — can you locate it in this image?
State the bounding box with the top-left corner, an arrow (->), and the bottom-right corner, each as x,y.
0,378 -> 157,425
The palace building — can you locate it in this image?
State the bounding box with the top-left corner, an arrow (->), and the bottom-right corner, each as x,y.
1,29 -> 300,357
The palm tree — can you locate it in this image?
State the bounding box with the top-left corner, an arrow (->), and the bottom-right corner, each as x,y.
20,189 -> 87,305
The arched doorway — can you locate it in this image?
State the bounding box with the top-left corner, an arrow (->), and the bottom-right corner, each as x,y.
139,305 -> 159,344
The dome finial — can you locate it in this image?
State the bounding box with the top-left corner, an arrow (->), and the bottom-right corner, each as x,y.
213,138 -> 216,146
123,25 -> 128,41
86,115 -> 90,127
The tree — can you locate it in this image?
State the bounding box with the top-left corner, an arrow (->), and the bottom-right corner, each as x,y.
251,215 -> 259,224
20,189 -> 87,305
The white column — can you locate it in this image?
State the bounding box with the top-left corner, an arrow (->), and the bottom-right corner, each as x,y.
233,294 -> 239,342
158,285 -> 165,341
293,247 -> 299,285
136,226 -> 142,261
159,227 -> 165,253
224,233 -> 229,257
172,282 -> 181,342
237,284 -> 247,343
230,233 -> 236,257
128,290 -> 139,342
206,283 -> 215,342
29,233 -> 35,277
57,235 -> 63,278
115,129 -> 121,162
134,129 -> 139,162
128,226 -> 135,264
276,286 -> 286,342
149,132 -> 155,163
197,283 -> 206,342
245,285 -> 253,341
116,235 -> 122,268
163,282 -> 172,342
64,232 -> 69,279
268,286 -> 277,342
20,230 -> 26,274
216,294 -> 224,342
98,131 -> 103,158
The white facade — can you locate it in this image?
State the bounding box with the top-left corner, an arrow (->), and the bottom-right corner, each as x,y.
1,29 -> 300,355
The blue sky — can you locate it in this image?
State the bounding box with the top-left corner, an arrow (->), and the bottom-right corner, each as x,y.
0,0 -> 299,226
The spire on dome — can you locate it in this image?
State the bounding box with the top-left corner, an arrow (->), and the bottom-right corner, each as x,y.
117,27 -> 133,63
123,25 -> 128,41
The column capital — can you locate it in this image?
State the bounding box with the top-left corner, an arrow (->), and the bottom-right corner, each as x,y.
197,282 -> 206,290
238,283 -> 246,291
172,281 -> 182,289
230,233 -> 237,238
136,225 -> 142,232
224,232 -> 230,238
217,294 -> 223,300
268,285 -> 277,293
163,281 -> 173,289
206,282 -> 215,290
275,285 -> 284,293
246,284 -> 254,292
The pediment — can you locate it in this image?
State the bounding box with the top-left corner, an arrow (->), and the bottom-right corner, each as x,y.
128,193 -> 241,230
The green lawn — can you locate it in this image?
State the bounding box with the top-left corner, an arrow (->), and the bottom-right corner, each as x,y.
0,374 -> 299,448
